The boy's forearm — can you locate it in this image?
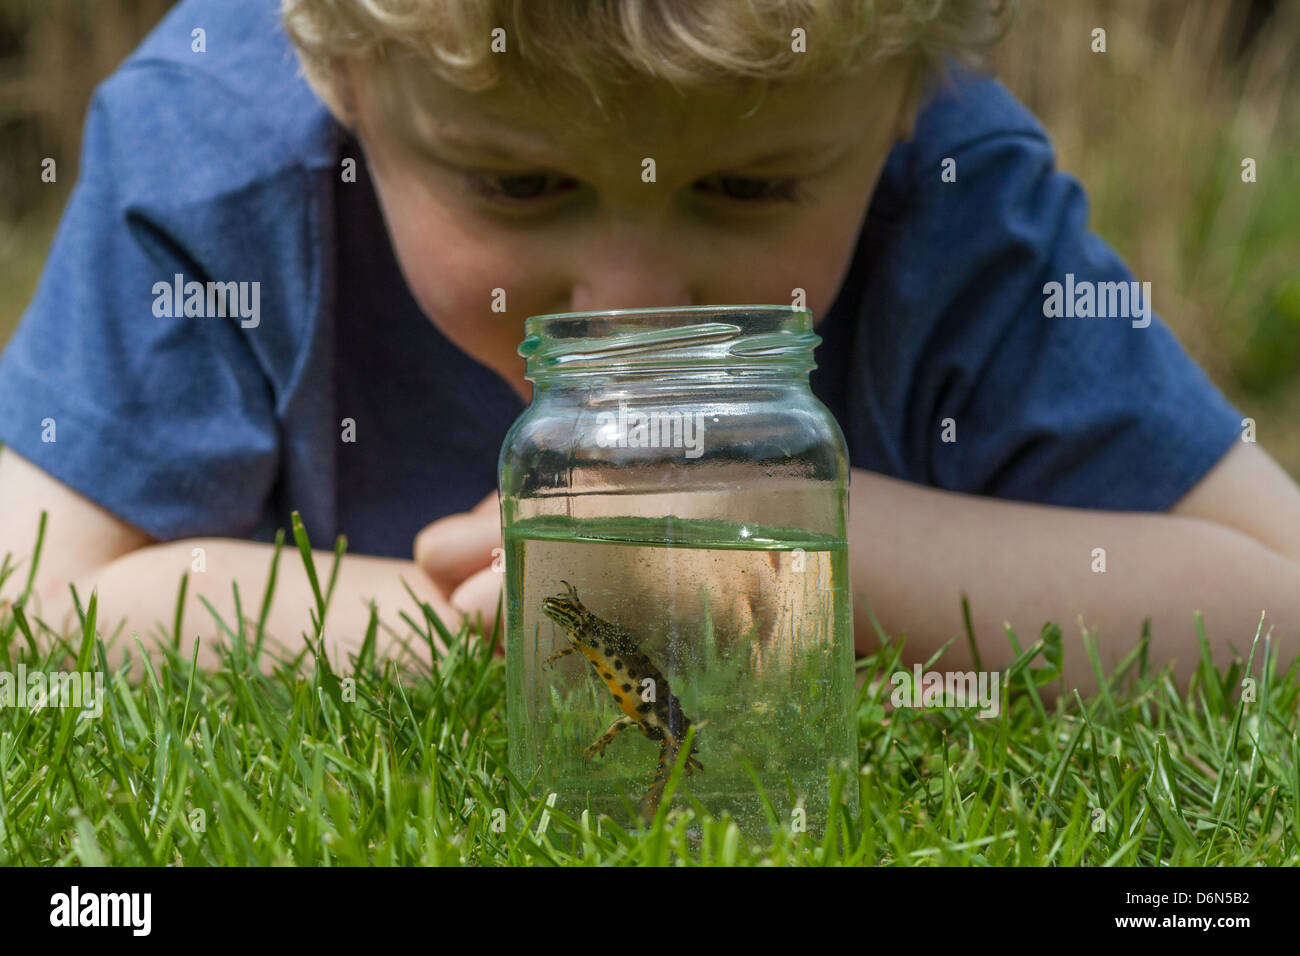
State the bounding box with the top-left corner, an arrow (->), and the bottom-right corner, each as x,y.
848,467 -> 1300,692
37,538 -> 451,674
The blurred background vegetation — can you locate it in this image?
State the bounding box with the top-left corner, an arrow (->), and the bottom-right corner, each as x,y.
1,0 -> 1298,476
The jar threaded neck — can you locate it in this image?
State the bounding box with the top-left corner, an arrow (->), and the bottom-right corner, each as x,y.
520,305 -> 821,382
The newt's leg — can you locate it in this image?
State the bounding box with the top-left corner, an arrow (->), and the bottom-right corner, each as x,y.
583,715 -> 638,761
664,734 -> 704,775
650,740 -> 674,785
543,644 -> 577,669
685,747 -> 704,774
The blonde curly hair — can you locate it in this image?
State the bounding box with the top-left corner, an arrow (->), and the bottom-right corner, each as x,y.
282,0 -> 1013,124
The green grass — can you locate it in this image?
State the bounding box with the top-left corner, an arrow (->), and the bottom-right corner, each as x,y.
1,512 -> 1297,866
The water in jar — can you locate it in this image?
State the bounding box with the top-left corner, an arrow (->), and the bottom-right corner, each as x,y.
505,512 -> 857,838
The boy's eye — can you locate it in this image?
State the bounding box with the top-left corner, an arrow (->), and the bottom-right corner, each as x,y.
494,174 -> 547,199
463,170 -> 808,207
695,176 -> 807,203
467,172 -> 578,203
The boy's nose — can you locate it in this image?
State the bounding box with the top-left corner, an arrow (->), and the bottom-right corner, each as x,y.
564,222 -> 696,312
567,273 -> 694,314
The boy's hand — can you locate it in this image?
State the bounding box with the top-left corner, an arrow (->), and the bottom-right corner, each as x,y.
413,490 -> 504,638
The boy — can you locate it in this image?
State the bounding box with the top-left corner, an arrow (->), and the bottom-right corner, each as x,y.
1,0 -> 1297,691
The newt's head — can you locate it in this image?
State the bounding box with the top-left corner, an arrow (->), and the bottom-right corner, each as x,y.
541,580 -> 587,636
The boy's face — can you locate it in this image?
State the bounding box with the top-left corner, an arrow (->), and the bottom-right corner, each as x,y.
349,58 -> 916,400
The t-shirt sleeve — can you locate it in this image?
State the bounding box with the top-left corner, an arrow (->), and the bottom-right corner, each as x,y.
871,78 -> 1244,512
0,64 -> 299,539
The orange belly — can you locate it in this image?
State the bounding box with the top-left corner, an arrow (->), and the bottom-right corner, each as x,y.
578,645 -> 644,723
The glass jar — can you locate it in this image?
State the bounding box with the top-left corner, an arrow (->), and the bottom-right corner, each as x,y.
499,305 -> 855,837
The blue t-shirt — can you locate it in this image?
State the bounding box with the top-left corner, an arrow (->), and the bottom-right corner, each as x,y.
0,0 -> 1243,559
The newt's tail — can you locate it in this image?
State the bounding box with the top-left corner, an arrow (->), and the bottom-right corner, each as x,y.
638,777 -> 669,822
638,740 -> 703,821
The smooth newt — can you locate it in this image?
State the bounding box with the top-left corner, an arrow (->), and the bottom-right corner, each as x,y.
541,580 -> 703,799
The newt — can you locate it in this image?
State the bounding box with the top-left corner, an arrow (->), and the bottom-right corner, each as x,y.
541,580 -> 702,813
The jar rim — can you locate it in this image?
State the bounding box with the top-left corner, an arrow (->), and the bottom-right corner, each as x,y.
524,304 -> 811,336
519,305 -> 820,378
527,303 -> 803,321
